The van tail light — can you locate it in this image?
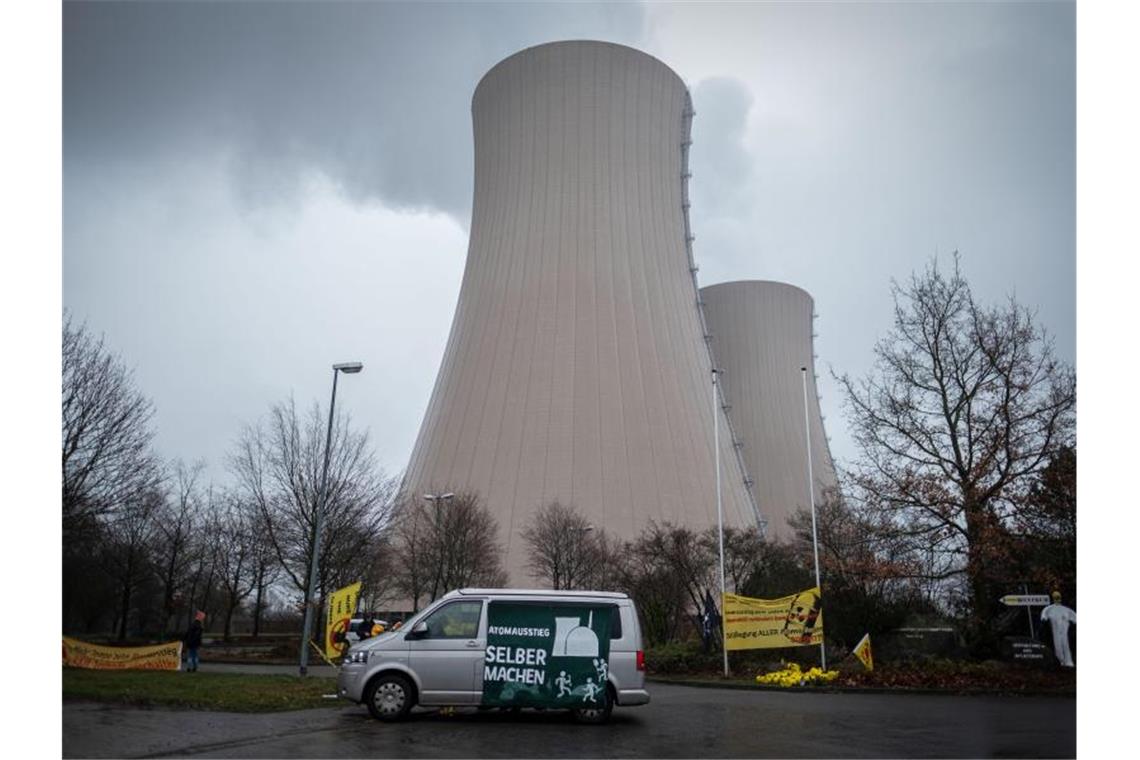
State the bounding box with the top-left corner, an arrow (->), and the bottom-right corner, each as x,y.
636,650 -> 645,671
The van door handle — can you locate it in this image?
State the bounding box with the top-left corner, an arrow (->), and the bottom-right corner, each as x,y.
466,640 -> 479,648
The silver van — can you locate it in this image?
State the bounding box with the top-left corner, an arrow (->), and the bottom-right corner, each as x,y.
337,588 -> 649,723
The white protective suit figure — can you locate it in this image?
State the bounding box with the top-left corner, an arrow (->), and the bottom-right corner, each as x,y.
1040,591 -> 1076,667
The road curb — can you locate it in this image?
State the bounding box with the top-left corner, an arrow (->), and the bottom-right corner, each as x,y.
201,660 -> 337,669
646,676 -> 1075,698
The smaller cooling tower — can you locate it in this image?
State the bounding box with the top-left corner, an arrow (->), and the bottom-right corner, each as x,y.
700,281 -> 839,540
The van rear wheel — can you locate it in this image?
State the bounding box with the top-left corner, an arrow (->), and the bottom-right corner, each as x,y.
571,686 -> 613,725
366,674 -> 414,721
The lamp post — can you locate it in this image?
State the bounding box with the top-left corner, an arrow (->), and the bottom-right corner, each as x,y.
424,492 -> 455,602
801,367 -> 826,672
298,361 -> 363,676
713,367 -> 728,678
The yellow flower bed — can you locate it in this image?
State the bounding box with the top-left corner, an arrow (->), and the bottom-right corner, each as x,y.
755,661 -> 839,687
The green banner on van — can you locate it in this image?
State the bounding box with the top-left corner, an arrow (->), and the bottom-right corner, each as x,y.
482,602 -> 612,708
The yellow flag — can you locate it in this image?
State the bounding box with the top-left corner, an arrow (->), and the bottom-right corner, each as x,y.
325,581 -> 362,659
853,633 -> 873,671
723,588 -> 823,650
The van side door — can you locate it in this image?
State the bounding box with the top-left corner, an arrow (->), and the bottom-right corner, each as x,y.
406,598 -> 486,704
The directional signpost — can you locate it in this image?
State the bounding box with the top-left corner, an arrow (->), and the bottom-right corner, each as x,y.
1000,594 -> 1051,607
998,592 -> 1052,665
1000,593 -> 1051,641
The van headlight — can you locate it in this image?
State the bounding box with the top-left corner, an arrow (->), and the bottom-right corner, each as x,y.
345,650 -> 369,664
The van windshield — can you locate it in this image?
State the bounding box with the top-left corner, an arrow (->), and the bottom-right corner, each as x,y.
399,602 -> 441,632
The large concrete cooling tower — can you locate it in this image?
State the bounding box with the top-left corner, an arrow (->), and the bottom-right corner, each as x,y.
700,281 -> 839,541
403,41 -> 760,583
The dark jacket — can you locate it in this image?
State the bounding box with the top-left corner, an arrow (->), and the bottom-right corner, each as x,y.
184,620 -> 203,650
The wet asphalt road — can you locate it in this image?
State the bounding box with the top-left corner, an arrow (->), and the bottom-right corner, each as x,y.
64,681 -> 1074,758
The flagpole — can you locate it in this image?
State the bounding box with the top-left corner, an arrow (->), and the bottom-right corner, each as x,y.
713,368 -> 728,678
801,367 -> 826,671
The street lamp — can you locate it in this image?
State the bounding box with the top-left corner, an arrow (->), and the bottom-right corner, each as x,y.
800,366 -> 826,672
299,361 -> 364,676
712,367 -> 728,678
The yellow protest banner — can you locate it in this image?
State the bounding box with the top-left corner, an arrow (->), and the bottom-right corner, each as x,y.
853,633 -> 873,671
325,581 -> 362,659
62,637 -> 183,670
723,588 -> 824,650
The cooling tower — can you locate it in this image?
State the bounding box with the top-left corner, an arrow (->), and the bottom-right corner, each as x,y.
403,41 -> 760,583
700,281 -> 839,541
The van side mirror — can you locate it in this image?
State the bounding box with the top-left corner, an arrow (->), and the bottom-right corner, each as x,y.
405,621 -> 429,640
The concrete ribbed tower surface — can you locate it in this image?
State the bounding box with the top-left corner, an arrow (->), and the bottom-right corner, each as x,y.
403,41 -> 758,584
700,281 -> 839,541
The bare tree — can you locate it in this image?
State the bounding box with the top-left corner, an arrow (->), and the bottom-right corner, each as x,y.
838,255 -> 1075,639
788,490 -> 929,648
356,532 -> 400,613
610,523 -> 701,646
245,504 -> 282,638
213,495 -> 259,640
521,501 -> 601,589
701,525 -> 765,594
152,459 -> 203,633
602,522 -> 724,646
649,523 -> 717,618
62,316 -> 161,539
434,492 -> 507,596
101,487 -> 162,640
182,488 -> 225,631
389,498 -> 433,611
392,491 -> 506,606
229,398 -> 397,615
588,530 -> 625,593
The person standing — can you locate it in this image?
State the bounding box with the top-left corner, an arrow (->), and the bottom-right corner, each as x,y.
1040,591 -> 1076,667
184,611 -> 204,672
359,614 -> 375,641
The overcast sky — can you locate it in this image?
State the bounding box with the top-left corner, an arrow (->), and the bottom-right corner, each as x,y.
63,1 -> 1075,485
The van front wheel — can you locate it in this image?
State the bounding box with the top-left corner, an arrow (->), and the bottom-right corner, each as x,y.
366,674 -> 414,721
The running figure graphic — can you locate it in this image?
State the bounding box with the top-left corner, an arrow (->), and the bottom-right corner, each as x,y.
555,670 -> 573,698
582,677 -> 602,703
593,657 -> 609,683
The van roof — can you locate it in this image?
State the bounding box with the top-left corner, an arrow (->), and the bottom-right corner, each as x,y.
449,588 -> 629,600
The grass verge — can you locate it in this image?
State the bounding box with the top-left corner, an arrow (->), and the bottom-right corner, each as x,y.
63,668 -> 339,712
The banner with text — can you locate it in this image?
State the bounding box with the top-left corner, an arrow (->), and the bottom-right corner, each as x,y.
723,588 -> 824,650
62,637 -> 182,670
325,581 -> 362,659
482,602 -> 612,708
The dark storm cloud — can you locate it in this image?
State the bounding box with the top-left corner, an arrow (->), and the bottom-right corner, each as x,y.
674,0 -> 1074,360
64,1 -> 645,216
62,1 -> 1075,476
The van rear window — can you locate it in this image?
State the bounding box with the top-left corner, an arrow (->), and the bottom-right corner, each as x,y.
609,606 -> 623,639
